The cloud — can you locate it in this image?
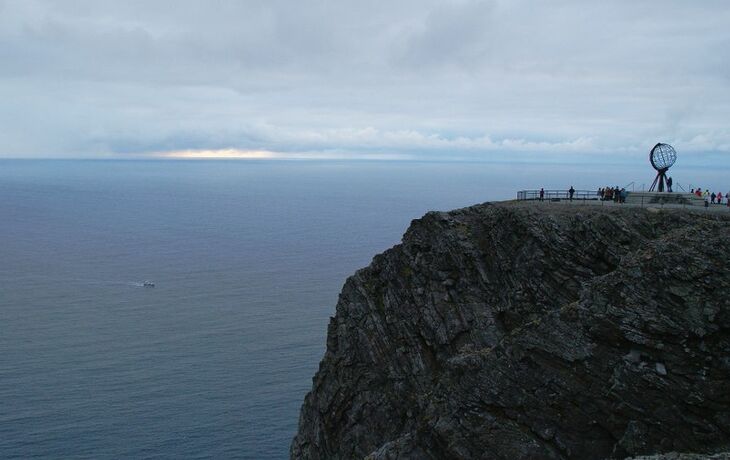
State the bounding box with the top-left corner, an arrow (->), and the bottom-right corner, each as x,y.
0,0 -> 729,160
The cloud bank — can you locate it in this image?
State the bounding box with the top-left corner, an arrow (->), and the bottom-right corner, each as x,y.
0,0 -> 729,161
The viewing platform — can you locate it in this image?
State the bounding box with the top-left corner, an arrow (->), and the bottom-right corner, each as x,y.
516,189 -> 725,211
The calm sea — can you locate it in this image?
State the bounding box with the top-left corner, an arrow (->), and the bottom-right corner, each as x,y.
0,159 -> 722,459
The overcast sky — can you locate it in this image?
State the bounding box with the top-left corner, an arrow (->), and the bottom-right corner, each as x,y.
1,0 -> 729,161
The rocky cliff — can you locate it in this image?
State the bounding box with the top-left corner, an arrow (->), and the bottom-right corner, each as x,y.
291,202 -> 730,459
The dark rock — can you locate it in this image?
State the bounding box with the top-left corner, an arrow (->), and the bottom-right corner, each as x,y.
291,202 -> 730,459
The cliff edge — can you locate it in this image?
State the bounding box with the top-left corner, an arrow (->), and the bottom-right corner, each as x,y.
292,202 -> 730,459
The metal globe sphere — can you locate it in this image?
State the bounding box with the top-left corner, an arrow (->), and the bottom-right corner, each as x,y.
650,143 -> 677,171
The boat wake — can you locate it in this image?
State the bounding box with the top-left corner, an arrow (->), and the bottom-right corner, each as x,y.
34,275 -> 156,288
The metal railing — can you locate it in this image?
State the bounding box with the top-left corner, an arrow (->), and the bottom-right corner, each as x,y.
516,188 -> 730,212
517,189 -> 600,201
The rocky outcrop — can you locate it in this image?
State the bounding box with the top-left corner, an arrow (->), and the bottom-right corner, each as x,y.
291,202 -> 730,459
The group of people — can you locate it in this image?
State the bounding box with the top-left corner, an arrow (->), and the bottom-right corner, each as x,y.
597,186 -> 627,203
691,188 -> 730,206
537,186 -> 628,202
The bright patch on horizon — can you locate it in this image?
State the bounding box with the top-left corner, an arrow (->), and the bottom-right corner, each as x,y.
152,149 -> 415,161
157,149 -> 277,159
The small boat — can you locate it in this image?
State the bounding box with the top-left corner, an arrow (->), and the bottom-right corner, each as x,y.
143,281 -> 155,288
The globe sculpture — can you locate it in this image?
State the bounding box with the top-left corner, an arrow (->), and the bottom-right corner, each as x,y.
648,143 -> 677,192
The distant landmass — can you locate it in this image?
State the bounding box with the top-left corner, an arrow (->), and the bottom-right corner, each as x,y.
292,201 -> 730,459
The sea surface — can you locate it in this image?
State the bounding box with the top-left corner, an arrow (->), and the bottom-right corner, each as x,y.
1,159 -> 725,459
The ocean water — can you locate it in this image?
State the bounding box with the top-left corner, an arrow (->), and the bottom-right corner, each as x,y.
0,159 -> 725,459
0,159 -> 504,459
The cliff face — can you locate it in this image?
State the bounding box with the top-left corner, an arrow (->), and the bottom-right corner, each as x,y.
291,202 -> 730,459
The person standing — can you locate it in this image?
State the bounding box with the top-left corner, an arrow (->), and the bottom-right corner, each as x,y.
718,192 -> 723,205
667,176 -> 673,192
711,192 -> 716,204
539,188 -> 545,201
568,186 -> 575,201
